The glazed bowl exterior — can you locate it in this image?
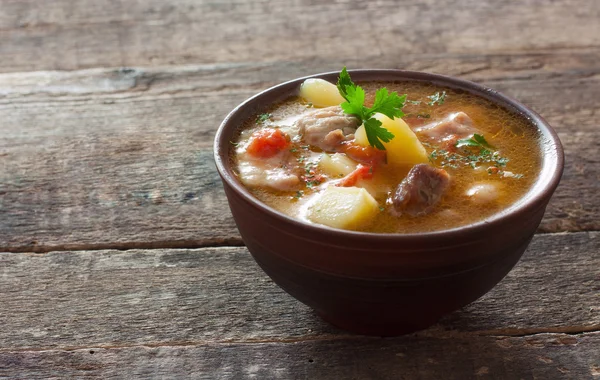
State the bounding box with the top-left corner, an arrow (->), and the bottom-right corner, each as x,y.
214,70 -> 564,336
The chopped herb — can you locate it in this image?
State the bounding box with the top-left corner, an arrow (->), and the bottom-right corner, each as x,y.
303,162 -> 317,176
406,99 -> 422,105
427,91 -> 447,106
379,206 -> 385,212
494,155 -> 509,167
456,134 -> 495,150
290,148 -> 297,153
294,190 -> 304,199
297,156 -> 305,163
305,177 -> 323,188
337,67 -> 406,150
429,143 -> 517,178
257,113 -> 272,123
307,102 -> 314,108
405,112 -> 431,119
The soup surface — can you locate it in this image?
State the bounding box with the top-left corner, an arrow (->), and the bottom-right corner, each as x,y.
231,79 -> 541,233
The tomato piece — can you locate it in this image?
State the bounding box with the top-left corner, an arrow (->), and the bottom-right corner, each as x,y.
246,128 -> 290,158
337,164 -> 374,187
341,142 -> 386,165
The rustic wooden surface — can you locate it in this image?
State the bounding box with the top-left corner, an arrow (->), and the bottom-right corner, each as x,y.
1,0 -> 599,378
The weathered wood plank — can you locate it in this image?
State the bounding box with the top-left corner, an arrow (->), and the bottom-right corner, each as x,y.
1,53 -> 599,250
0,333 -> 598,379
0,232 -> 597,351
0,0 -> 599,73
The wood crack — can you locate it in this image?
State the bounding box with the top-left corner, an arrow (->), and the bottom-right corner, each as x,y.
0,330 -> 598,353
0,238 -> 245,254
2,228 -> 584,254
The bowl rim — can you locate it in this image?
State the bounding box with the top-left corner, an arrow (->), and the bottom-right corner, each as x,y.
214,69 -> 564,243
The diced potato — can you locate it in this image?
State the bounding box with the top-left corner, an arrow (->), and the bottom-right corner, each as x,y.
375,114 -> 428,165
299,78 -> 345,108
354,125 -> 369,147
318,153 -> 357,177
353,114 -> 429,166
307,186 -> 379,230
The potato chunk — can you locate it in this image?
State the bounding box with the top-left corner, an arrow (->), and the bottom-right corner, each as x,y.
307,186 -> 379,230
353,125 -> 369,147
299,79 -> 345,108
354,114 -> 428,166
318,153 -> 357,177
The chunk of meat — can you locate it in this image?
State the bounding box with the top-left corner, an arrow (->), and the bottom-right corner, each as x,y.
414,112 -> 478,148
238,133 -> 301,192
237,161 -> 301,192
391,164 -> 450,216
264,170 -> 301,191
297,106 -> 360,152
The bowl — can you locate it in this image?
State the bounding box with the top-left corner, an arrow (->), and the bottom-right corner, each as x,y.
213,70 -> 564,336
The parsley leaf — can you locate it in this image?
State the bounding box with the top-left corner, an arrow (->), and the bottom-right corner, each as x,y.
456,133 -> 495,150
336,67 -> 355,101
336,67 -> 406,150
363,118 -> 394,150
257,113 -> 272,123
340,85 -> 366,119
369,88 -> 406,119
427,91 -> 447,106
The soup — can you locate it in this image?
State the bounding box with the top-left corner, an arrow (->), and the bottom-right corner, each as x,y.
230,71 -> 541,233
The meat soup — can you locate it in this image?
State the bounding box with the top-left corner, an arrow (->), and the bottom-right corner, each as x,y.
230,70 -> 541,233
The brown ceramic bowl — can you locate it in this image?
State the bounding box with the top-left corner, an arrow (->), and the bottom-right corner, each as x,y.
214,70 -> 564,336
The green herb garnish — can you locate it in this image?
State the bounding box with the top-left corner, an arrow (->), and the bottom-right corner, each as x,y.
456,134 -> 495,150
336,67 -> 406,150
427,91 -> 447,106
427,135 -> 520,178
257,113 -> 272,123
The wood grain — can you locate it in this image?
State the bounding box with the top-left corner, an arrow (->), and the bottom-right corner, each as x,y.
0,333 -> 598,379
1,1 -> 598,378
0,232 -> 598,379
0,232 -> 597,352
0,0 -> 599,73
1,53 -> 599,251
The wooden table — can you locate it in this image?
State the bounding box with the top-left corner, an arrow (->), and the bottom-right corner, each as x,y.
1,1 -> 598,378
